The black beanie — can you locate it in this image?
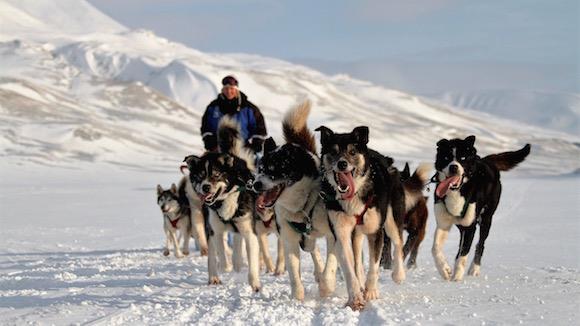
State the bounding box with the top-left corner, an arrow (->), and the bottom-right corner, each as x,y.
221,75 -> 238,87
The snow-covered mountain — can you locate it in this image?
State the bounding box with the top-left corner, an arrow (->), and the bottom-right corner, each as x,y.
0,0 -> 578,175
429,90 -> 580,136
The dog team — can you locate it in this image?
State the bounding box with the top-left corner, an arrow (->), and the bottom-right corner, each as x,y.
156,99 -> 530,310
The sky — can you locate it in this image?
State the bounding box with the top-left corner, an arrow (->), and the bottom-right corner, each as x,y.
87,0 -> 579,94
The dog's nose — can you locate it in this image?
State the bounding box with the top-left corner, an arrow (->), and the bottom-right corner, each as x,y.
337,160 -> 348,171
253,181 -> 263,192
449,164 -> 459,175
202,184 -> 211,193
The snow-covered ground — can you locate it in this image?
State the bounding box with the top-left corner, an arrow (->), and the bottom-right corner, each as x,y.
1,0 -> 579,324
1,167 -> 579,325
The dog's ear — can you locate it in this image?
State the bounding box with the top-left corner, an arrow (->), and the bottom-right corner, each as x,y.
179,164 -> 190,175
465,135 -> 476,147
352,126 -> 369,145
183,155 -> 200,169
315,126 -> 334,146
264,137 -> 277,153
170,183 -> 177,194
402,162 -> 410,179
436,139 -> 449,147
156,184 -> 163,196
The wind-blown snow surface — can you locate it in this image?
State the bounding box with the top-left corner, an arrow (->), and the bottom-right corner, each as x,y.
1,169 -> 579,325
1,1 -> 579,325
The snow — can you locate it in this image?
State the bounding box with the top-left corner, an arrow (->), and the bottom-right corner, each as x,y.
0,168 -> 578,325
1,1 -> 579,324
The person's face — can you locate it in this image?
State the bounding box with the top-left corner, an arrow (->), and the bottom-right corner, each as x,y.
222,86 -> 238,100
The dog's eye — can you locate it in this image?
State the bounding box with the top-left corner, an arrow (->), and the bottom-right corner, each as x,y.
349,149 -> 356,156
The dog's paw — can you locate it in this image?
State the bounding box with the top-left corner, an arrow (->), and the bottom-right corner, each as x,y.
200,247 -> 208,256
163,249 -> 170,256
392,268 -> 406,284
319,281 -> 335,298
182,250 -> 190,256
468,263 -> 480,277
381,261 -> 392,270
436,263 -> 452,281
345,293 -> 366,311
406,261 -> 417,270
208,276 -> 222,285
364,288 -> 379,301
252,285 -> 261,293
175,252 -> 184,258
274,269 -> 285,276
292,286 -> 305,301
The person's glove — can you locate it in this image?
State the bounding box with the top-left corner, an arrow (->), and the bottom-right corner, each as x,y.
203,134 -> 217,151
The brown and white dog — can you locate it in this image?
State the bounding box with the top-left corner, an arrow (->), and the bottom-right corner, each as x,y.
316,125 -> 430,310
381,163 -> 429,270
156,181 -> 192,258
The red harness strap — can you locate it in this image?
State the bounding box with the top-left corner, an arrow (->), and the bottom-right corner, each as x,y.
262,216 -> 275,228
354,195 -> 375,225
166,215 -> 181,228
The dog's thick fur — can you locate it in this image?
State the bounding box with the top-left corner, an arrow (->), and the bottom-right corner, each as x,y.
183,119 -> 261,292
253,100 -> 338,300
432,136 -> 530,281
381,163 -> 429,270
316,125 -> 429,310
156,182 -> 192,258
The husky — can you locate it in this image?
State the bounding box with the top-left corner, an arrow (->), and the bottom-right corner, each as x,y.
432,136 -> 530,281
252,101 -> 338,301
156,182 -> 192,258
183,118 -> 261,292
255,190 -> 285,275
175,171 -> 209,256
316,125 -> 430,310
381,163 -> 429,270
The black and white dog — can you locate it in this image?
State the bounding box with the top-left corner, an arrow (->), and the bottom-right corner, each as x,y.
252,101 -> 337,301
316,125 -> 429,310
183,118 -> 261,291
432,135 -> 530,281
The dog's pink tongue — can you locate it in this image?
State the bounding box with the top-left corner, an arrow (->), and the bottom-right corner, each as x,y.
255,194 -> 266,212
436,176 -> 461,198
337,171 -> 355,200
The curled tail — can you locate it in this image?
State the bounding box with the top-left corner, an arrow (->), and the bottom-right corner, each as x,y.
403,163 -> 431,211
282,100 -> 316,153
217,116 -> 255,171
484,144 -> 531,171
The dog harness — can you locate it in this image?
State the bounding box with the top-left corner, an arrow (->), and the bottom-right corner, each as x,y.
354,194 -> 375,225
287,190 -> 320,235
165,215 -> 181,228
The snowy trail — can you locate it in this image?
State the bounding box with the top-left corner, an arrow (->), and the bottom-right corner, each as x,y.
1,170 -> 578,325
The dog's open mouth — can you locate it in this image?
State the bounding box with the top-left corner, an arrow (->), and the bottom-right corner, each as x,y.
436,175 -> 462,198
199,187 -> 223,205
255,184 -> 285,212
333,170 -> 355,200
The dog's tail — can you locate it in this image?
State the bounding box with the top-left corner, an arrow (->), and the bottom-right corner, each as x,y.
217,116 -> 255,171
283,100 -> 316,153
484,144 -> 531,172
403,163 -> 431,212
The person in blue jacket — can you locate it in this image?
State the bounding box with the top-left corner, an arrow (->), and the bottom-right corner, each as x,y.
201,75 -> 267,153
